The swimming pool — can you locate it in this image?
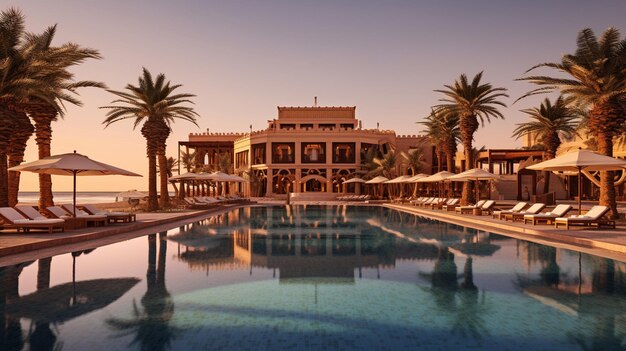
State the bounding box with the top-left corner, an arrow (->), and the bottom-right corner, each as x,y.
1,205 -> 624,350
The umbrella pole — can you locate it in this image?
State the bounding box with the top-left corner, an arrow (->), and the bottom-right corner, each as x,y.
578,167 -> 582,215
73,170 -> 77,217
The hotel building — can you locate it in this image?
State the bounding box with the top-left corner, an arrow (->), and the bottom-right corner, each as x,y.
179,105 -> 432,198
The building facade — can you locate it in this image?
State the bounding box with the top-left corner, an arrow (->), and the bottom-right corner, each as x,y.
180,105 -> 431,197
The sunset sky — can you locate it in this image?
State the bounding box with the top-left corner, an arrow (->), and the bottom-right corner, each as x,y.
11,0 -> 626,191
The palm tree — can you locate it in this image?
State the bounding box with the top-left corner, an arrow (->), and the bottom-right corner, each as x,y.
419,112 -> 446,172
513,97 -> 579,159
102,68 -> 199,211
7,22 -> 103,209
217,152 -> 232,173
512,97 -> 579,194
369,150 -> 399,179
0,8 -> 33,207
435,72 -> 508,204
180,149 -> 196,172
518,28 -> 626,218
419,109 -> 460,172
404,148 -> 426,176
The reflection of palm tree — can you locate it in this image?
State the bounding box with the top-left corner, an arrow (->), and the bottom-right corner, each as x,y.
29,257 -> 57,351
539,248 -> 560,287
0,264 -> 26,351
421,248 -> 489,343
107,232 -> 176,351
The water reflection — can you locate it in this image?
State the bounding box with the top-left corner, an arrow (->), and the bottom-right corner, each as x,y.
1,249 -> 140,351
1,205 -> 625,350
516,242 -> 626,350
107,232 -> 178,351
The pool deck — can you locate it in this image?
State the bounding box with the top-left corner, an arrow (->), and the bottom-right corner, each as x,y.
385,203 -> 626,262
0,204 -> 243,265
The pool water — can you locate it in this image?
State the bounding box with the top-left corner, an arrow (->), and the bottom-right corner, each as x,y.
1,205 -> 625,350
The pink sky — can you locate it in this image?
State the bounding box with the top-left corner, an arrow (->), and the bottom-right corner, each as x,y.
10,0 -> 626,191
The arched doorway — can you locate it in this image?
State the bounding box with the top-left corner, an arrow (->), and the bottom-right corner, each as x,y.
300,175 -> 327,192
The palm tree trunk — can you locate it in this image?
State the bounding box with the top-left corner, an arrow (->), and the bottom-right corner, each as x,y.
141,122 -> 160,211
460,114 -> 478,205
8,109 -> 34,206
597,133 -> 618,219
147,151 -> 159,211
0,105 -> 14,207
26,105 -> 58,209
445,137 -> 456,172
157,152 -> 169,208
155,122 -> 170,208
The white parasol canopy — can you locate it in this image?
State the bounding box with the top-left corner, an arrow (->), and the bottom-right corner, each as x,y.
407,173 -> 430,182
526,149 -> 626,172
365,176 -> 390,184
169,172 -> 202,181
9,151 -> 141,216
447,168 -> 500,181
415,171 -> 456,183
342,177 -> 367,184
526,149 -> 626,214
448,168 -> 499,201
207,171 -> 235,182
385,175 -> 413,184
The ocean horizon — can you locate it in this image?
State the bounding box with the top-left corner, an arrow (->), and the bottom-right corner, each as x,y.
17,191 -> 173,204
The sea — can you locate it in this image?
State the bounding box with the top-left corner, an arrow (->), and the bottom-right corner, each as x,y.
17,191 -> 173,204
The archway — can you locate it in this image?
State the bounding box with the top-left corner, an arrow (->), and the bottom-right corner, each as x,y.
300,174 -> 327,192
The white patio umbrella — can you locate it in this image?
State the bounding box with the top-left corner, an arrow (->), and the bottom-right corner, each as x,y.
9,151 -> 141,217
365,176 -> 389,184
526,149 -> 626,214
407,173 -> 430,183
169,172 -> 201,181
342,177 -> 367,184
385,175 -> 413,184
416,171 -> 456,183
115,189 -> 147,201
407,173 -> 430,197
416,171 -> 456,197
448,168 -> 499,201
385,175 -> 412,197
365,176 -> 389,198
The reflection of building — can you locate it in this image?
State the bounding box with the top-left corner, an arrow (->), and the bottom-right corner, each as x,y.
172,207 -> 440,281
179,105 -> 431,197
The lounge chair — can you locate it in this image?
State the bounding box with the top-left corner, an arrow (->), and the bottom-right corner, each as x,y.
419,197 -> 441,208
428,198 -> 448,209
523,204 -> 572,225
80,204 -> 136,223
0,207 -> 64,234
554,206 -> 615,230
434,198 -> 458,210
412,197 -> 432,206
441,198 -> 460,211
184,197 -> 221,208
47,206 -> 107,227
503,203 -> 546,222
474,200 -> 496,215
15,205 -> 50,220
491,202 -> 527,220
455,200 -> 486,214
